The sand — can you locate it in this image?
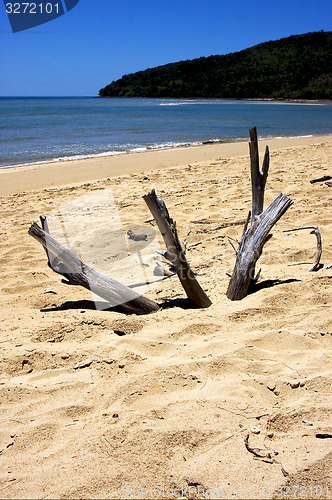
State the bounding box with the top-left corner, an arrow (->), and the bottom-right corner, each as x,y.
0,136 -> 331,499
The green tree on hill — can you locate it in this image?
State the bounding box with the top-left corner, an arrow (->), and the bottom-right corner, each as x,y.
99,31 -> 332,100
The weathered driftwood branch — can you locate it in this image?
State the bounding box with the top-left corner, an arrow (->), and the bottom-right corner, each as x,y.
249,126 -> 270,221
28,222 -> 160,315
143,189 -> 211,308
227,127 -> 293,300
227,193 -> 293,300
283,226 -> 322,272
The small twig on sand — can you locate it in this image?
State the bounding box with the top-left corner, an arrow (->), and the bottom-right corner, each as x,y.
310,175 -> 332,184
244,433 -> 278,460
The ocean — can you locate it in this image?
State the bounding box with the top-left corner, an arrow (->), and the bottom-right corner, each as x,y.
0,97 -> 331,168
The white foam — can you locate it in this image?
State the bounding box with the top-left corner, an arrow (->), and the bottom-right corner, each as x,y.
128,147 -> 148,153
159,101 -> 197,106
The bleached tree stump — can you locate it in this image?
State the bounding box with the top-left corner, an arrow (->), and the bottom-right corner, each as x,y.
227,128 -> 293,300
226,194 -> 293,300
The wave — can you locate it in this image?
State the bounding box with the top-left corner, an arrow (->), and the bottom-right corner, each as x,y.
1,133 -> 330,170
0,139 -> 224,168
159,101 -> 198,106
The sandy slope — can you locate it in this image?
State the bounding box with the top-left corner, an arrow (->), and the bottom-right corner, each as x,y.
0,136 -> 331,499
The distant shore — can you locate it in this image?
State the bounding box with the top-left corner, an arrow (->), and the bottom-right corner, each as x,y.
0,134 -> 331,196
96,95 -> 332,104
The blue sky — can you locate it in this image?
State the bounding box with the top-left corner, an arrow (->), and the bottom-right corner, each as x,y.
0,0 -> 331,96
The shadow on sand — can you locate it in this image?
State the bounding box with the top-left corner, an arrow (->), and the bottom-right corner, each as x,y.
248,277 -> 301,295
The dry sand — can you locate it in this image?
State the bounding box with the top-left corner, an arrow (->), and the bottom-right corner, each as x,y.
0,136 -> 331,499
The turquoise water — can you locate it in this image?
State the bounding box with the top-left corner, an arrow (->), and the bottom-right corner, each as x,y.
0,97 -> 331,168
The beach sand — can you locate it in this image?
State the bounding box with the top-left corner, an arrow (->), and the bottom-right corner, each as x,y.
0,135 -> 331,499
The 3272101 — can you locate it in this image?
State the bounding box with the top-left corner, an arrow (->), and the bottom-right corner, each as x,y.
5,3 -> 60,14
274,485 -> 329,497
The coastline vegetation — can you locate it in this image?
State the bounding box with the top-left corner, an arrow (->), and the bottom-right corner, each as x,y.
99,31 -> 332,100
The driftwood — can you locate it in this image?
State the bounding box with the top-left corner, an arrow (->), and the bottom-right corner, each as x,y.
143,189 -> 211,308
249,126 -> 270,220
28,220 -> 160,315
227,128 -> 293,300
227,194 -> 293,300
283,226 -> 322,272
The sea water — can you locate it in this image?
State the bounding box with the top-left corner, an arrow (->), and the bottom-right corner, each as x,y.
0,97 -> 331,168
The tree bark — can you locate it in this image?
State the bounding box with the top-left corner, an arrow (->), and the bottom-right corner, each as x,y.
143,189 -> 211,308
28,222 -> 160,315
227,194 -> 293,300
226,128 -> 293,300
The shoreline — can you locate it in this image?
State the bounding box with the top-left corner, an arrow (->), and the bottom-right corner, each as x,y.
0,137 -> 240,171
2,133 -> 329,171
0,134 -> 331,196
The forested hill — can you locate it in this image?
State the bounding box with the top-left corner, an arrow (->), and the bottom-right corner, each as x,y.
99,31 -> 332,99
